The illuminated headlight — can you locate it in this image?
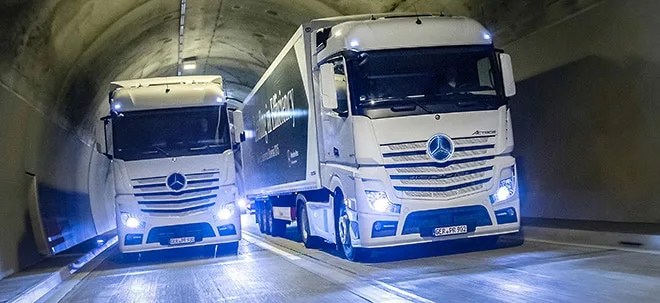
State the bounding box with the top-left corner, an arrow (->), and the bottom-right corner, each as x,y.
120,212 -> 142,229
217,203 -> 236,220
490,166 -> 516,203
236,198 -> 248,209
365,191 -> 401,214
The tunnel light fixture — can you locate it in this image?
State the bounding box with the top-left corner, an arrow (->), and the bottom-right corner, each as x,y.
183,62 -> 197,70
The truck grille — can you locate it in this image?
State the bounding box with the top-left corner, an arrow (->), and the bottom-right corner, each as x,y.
146,222 -> 216,244
402,205 -> 492,235
381,136 -> 496,200
131,172 -> 221,215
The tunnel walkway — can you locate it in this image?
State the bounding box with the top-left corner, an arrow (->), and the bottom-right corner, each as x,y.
28,216 -> 660,303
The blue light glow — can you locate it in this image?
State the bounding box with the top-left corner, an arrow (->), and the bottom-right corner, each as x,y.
350,40 -> 359,47
483,33 -> 492,40
113,103 -> 121,110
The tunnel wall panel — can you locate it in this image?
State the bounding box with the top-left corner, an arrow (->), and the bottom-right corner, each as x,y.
0,83 -> 41,279
506,0 -> 660,223
0,81 -> 115,279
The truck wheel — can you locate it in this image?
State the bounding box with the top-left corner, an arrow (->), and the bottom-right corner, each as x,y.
257,202 -> 267,234
264,201 -> 273,235
298,202 -> 322,248
338,203 -> 370,262
271,219 -> 287,237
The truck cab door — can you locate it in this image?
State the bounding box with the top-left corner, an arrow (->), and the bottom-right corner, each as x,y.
319,59 -> 356,165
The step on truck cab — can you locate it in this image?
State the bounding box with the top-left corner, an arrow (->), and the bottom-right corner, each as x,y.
237,13 -> 520,261
99,76 -> 242,258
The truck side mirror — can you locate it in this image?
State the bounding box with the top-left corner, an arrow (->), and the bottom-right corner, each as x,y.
232,110 -> 245,143
320,63 -> 339,110
499,53 -> 516,97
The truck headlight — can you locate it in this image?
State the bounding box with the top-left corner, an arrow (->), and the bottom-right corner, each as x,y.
365,191 -> 401,214
120,212 -> 142,229
236,198 -> 248,209
217,203 -> 236,220
490,166 -> 516,203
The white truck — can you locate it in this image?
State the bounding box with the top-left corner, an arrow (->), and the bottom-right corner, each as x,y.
238,14 -> 520,261
99,76 -> 242,259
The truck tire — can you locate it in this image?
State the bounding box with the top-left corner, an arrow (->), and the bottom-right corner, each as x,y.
337,198 -> 370,262
264,201 -> 273,235
271,219 -> 287,237
297,201 -> 322,248
257,202 -> 267,234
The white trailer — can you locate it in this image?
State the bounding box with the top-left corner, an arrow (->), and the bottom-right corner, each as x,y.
99,76 -> 242,259
237,14 -> 520,261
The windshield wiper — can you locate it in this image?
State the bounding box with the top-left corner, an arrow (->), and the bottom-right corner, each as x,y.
189,143 -> 225,151
362,96 -> 432,113
151,145 -> 171,157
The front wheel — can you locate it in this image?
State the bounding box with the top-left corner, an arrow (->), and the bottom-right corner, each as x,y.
298,202 -> 322,248
264,201 -> 273,235
337,203 -> 370,262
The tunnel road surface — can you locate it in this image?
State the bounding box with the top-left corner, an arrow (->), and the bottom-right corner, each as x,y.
39,216 -> 660,303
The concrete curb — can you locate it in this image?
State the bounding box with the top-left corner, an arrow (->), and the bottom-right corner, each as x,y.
9,236 -> 118,303
522,226 -> 660,254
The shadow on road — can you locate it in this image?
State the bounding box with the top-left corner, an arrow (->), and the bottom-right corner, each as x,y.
274,224 -> 525,263
104,243 -> 240,269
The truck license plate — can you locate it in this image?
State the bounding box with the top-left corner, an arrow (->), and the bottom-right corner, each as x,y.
169,236 -> 196,245
433,225 -> 468,237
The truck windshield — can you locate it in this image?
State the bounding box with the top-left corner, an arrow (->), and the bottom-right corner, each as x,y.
112,105 -> 230,161
347,45 -> 505,119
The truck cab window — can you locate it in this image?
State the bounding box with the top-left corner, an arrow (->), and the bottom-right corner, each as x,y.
333,60 -> 349,113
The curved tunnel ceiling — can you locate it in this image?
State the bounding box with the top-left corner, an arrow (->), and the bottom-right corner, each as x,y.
0,0 -> 603,142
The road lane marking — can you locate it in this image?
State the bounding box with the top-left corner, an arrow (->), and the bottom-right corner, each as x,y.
242,233 -> 301,260
242,230 -> 435,303
525,238 -> 660,255
16,236 -> 118,303
373,281 -> 436,303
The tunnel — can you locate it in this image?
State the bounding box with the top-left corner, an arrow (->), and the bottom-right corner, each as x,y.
1,0 -> 659,301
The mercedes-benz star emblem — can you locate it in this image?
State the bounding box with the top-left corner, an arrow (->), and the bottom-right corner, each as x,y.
166,173 -> 186,191
427,134 -> 454,163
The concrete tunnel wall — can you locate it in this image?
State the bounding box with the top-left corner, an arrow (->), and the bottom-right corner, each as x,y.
506,0 -> 660,223
0,0 -> 655,279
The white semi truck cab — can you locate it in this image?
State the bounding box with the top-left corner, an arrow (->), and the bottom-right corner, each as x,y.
99,76 -> 242,257
239,14 -> 520,261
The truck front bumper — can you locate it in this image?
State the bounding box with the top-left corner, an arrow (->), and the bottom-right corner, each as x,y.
350,196 -> 519,249
117,204 -> 241,253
